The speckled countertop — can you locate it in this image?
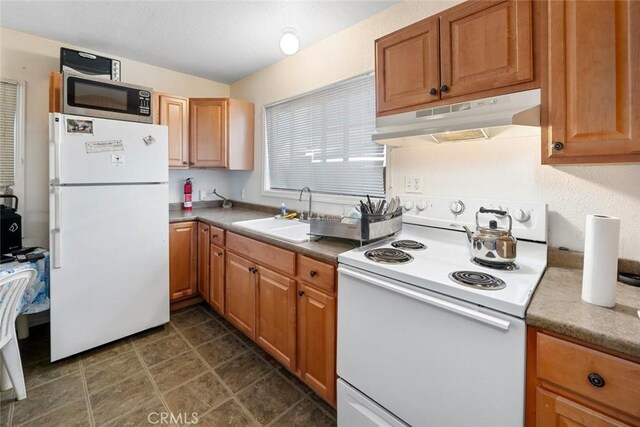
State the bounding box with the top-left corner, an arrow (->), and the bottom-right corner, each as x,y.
527,266 -> 640,358
169,207 -> 357,264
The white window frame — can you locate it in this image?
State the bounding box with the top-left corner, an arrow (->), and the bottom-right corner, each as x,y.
261,73 -> 388,206
1,79 -> 26,225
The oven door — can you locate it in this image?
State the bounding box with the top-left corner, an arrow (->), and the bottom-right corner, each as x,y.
337,265 -> 526,427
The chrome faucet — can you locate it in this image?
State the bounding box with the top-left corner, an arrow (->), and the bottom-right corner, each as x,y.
299,186 -> 313,220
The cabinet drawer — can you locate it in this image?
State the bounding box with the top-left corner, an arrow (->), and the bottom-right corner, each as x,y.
537,333 -> 640,419
226,232 -> 295,276
297,255 -> 335,294
209,225 -> 225,246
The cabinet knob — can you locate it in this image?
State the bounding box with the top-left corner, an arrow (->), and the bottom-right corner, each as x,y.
182,161 -> 188,165
309,270 -> 317,277
552,141 -> 564,151
203,229 -> 208,232
429,87 -> 437,96
440,84 -> 449,93
588,373 -> 605,388
248,266 -> 254,273
298,290 -> 305,297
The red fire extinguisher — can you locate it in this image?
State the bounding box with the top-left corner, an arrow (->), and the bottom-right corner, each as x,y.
183,178 -> 193,211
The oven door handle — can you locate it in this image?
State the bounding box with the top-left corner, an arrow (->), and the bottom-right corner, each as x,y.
338,267 -> 511,331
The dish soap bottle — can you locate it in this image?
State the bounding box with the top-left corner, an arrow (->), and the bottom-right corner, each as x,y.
280,203 -> 287,216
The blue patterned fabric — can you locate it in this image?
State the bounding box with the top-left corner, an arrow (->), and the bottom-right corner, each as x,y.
0,249 -> 50,314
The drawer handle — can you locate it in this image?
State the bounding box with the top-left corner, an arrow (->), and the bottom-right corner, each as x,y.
248,267 -> 257,273
309,270 -> 317,277
298,290 -> 305,296
588,373 -> 605,388
212,234 -> 218,238
216,252 -> 223,257
203,229 -> 208,232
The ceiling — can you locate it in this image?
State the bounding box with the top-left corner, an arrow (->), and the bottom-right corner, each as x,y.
0,0 -> 398,84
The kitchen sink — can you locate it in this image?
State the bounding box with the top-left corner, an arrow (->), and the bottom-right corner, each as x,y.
231,217 -> 310,243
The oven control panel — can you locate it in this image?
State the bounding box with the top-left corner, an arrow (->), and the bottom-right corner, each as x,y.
396,194 -> 548,243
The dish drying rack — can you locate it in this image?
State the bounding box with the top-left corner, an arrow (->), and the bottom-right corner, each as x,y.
308,208 -> 403,245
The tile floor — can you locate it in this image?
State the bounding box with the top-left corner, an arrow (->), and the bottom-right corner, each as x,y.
0,304 -> 336,426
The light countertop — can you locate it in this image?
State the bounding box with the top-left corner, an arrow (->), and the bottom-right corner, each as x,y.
170,207 -> 357,264
527,266 -> 640,358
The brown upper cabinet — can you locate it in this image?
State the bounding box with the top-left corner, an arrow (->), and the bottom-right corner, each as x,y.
375,0 -> 537,116
190,98 -> 255,169
158,95 -> 189,168
154,95 -> 254,170
190,98 -> 227,168
375,16 -> 440,113
542,0 -> 640,164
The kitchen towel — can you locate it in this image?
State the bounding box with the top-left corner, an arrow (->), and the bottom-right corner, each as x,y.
582,214 -> 620,307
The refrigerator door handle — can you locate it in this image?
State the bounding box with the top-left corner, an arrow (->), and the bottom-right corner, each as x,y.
52,186 -> 62,268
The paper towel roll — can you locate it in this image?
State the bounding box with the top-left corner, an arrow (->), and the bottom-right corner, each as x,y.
582,214 -> 620,307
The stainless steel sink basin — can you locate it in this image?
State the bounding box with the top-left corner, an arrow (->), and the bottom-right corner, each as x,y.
231,217 -> 310,244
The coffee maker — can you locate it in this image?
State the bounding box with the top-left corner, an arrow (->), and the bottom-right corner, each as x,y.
1,195 -> 22,255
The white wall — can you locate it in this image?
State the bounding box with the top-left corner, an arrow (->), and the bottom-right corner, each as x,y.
230,0 -> 461,212
0,28 -> 232,247
231,1 -> 640,260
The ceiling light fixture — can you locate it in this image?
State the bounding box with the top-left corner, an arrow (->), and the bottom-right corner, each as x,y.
280,28 -> 299,55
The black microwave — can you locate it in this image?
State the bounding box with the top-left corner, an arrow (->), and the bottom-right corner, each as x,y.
62,73 -> 153,123
60,47 -> 121,81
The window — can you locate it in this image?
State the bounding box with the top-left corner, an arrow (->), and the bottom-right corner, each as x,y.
265,73 -> 385,198
0,80 -> 24,206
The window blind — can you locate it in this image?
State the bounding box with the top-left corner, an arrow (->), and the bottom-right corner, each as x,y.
265,74 -> 385,198
0,81 -> 18,187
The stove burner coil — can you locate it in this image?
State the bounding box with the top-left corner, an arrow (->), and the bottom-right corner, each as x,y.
448,271 -> 506,290
391,240 -> 426,250
365,248 -> 414,264
470,258 -> 519,271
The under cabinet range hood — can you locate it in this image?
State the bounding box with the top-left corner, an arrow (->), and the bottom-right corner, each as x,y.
373,89 -> 541,146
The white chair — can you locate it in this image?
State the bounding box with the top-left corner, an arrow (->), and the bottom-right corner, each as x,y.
0,269 -> 36,400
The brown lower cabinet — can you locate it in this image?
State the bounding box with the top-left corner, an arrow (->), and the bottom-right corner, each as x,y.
169,222 -> 198,301
170,226 -> 338,405
197,222 -> 210,303
209,243 -> 225,315
527,328 -> 640,426
225,252 -> 256,338
256,266 -> 297,371
298,282 -> 336,404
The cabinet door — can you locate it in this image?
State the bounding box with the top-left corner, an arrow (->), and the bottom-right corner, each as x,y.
209,243 -> 225,315
189,98 -> 227,168
225,252 -> 256,339
256,266 -> 297,370
169,222 -> 197,301
543,0 -> 640,163
159,95 -> 189,168
298,283 -> 336,404
197,223 -> 210,303
375,16 -> 440,114
536,387 -> 630,427
440,0 -> 533,99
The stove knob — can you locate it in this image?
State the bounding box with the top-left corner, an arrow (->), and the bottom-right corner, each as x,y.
416,201 -> 427,212
449,200 -> 465,215
403,201 -> 415,212
514,209 -> 531,223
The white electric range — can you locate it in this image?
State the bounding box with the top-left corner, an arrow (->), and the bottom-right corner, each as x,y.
337,195 -> 548,427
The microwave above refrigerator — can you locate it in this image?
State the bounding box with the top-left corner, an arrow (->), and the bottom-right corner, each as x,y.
60,47 -> 121,81
62,72 -> 153,124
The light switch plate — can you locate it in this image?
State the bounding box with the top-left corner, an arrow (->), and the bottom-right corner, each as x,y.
405,175 -> 423,193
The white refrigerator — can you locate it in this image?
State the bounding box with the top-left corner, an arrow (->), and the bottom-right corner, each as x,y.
49,113 -> 169,361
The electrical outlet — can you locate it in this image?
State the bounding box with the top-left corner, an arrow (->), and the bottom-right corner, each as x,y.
199,189 -> 207,200
241,189 -> 245,200
405,175 -> 423,193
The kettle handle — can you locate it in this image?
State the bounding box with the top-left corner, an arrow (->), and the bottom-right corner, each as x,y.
477,207 -> 513,232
